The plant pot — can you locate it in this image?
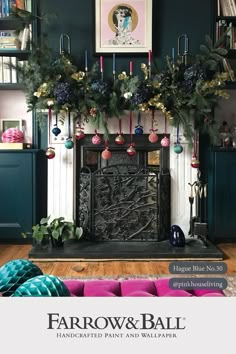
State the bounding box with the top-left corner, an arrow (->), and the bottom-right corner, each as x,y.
50,236 -> 64,248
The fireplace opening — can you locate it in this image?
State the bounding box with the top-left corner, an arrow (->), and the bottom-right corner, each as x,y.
76,134 -> 171,241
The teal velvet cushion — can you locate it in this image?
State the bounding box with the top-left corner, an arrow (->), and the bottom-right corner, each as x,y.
0,259 -> 43,296
12,274 -> 71,297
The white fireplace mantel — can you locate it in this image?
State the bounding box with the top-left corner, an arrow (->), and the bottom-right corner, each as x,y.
47,112 -> 198,236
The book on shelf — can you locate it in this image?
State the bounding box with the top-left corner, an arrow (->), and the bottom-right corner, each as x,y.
2,56 -> 10,83
220,0 -> 235,16
15,0 -> 25,10
0,143 -> 32,149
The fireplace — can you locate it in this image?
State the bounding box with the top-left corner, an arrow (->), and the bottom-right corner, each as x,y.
76,134 -> 171,244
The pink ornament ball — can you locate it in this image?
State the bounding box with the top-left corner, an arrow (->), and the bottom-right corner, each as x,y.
92,134 -> 101,145
45,147 -> 55,159
148,132 -> 158,143
101,148 -> 112,160
2,128 -> 24,143
161,136 -> 170,147
127,145 -> 136,156
191,154 -> 200,169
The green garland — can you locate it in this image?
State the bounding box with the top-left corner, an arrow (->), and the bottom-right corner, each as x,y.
16,35 -> 231,144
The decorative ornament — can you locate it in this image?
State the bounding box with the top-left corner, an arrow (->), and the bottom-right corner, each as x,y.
127,144 -> 136,156
45,147 -> 56,159
174,125 -> 183,154
191,154 -> 200,169
75,120 -> 84,140
64,111 -> 74,149
64,138 -> 74,149
0,259 -> 43,296
134,112 -> 143,136
191,130 -> 199,168
102,139 -> 112,160
169,225 -> 185,247
115,119 -> 125,145
51,114 -> 61,137
148,131 -> 159,143
161,136 -> 170,147
148,110 -> 158,143
174,144 -> 183,154
2,128 -> 24,143
127,111 -> 136,156
161,114 -> 170,147
92,130 -> 101,145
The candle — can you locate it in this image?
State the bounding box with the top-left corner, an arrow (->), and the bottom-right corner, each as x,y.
112,53 -> 116,74
129,60 -> 133,75
148,49 -> 152,66
172,47 -> 175,62
100,55 -> 103,73
85,50 -> 88,71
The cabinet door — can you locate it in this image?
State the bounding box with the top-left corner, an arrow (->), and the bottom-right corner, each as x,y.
208,151 -> 236,242
0,152 -> 33,240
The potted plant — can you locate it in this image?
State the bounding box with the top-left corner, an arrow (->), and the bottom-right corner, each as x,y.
22,216 -> 83,247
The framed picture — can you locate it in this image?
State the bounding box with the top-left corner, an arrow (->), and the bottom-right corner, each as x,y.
1,119 -> 22,132
95,0 -> 153,53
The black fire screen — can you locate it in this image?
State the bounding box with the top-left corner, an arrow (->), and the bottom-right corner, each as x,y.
78,164 -> 170,241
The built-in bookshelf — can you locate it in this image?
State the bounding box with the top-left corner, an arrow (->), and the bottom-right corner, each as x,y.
0,1 -> 32,87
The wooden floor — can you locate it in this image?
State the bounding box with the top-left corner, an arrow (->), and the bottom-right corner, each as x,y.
0,243 -> 236,276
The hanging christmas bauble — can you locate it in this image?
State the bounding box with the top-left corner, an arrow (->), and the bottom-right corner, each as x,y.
101,147 -> 112,160
52,125 -> 61,137
64,139 -> 74,149
174,143 -> 183,154
92,133 -> 101,145
127,144 -> 136,156
191,154 -> 200,168
148,131 -> 158,143
134,125 -> 144,136
45,147 -> 55,159
75,128 -> 85,140
115,134 -> 125,145
161,136 -> 170,147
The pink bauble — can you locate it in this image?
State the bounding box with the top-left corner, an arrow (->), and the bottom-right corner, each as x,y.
161,136 -> 170,147
101,148 -> 112,160
92,134 -> 101,145
127,145 -> 136,156
115,134 -> 125,145
2,128 -> 24,143
148,132 -> 158,143
45,147 -> 55,159
191,154 -> 200,168
75,128 -> 85,140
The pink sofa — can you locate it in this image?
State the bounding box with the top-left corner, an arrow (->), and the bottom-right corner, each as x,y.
63,278 -> 225,297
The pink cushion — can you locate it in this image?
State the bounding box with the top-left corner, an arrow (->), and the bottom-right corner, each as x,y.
63,280 -> 84,296
121,279 -> 157,296
84,280 -> 121,297
62,279 -> 225,297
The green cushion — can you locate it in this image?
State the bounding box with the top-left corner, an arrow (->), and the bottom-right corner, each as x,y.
12,274 -> 71,297
0,259 -> 43,296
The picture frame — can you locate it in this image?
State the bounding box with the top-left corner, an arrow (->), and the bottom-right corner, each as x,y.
1,119 -> 22,132
95,0 -> 153,53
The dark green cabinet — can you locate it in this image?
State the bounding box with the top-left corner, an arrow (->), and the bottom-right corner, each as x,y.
208,149 -> 236,242
0,150 -> 47,242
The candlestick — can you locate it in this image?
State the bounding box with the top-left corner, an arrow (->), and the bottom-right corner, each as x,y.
129,60 -> 133,76
85,50 -> 88,72
100,55 -> 103,73
112,53 -> 116,74
148,49 -> 152,66
172,47 -> 175,62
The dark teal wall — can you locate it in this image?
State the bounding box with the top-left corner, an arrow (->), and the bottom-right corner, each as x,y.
39,0 -> 213,75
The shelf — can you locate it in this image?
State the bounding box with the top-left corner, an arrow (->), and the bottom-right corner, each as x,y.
0,17 -> 22,30
216,16 -> 236,22
0,49 -> 30,59
0,83 -> 24,90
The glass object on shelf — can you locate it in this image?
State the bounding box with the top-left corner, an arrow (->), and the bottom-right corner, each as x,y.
219,120 -> 232,147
